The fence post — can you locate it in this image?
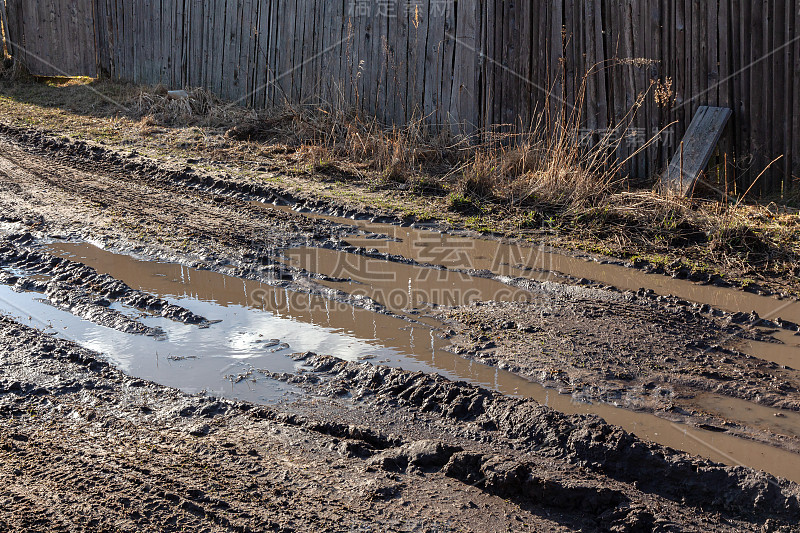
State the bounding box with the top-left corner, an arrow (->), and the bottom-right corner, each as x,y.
0,0 -> 9,58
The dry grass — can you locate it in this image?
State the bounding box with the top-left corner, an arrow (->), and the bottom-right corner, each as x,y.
128,85 -> 644,212
1,73 -> 798,292
132,85 -> 258,126
0,58 -> 25,81
122,81 -> 800,287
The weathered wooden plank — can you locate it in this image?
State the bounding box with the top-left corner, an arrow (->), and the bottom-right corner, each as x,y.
42,0 -> 57,73
266,0 -> 281,106
362,0 -> 377,116
356,1 -> 368,114
388,0 -> 408,124
583,0 -> 599,135
277,0 -> 293,106
252,0 -> 270,108
234,0 -> 252,102
750,0 -> 768,194
449,0 -> 479,133
288,0 -> 302,104
312,0 -> 326,106
733,0 -> 749,192
571,0 -> 587,132
563,0 -> 578,129
209,0 -> 225,94
548,0 -> 563,130
535,0 -> 547,125
37,0 -> 52,73
498,0 -> 512,127
436,1 -> 455,126
478,0 -> 493,129
770,0 -> 786,193
408,0 -> 429,121
366,1 -> 381,117
336,1 -> 348,108
172,0 -> 184,86
163,0 -> 172,85
106,0 -> 118,77
380,0 -> 395,124
298,0 -> 315,103
661,106 -> 732,196
4,0 -> 19,59
490,0 -> 502,128
345,0 -> 358,110
115,0 -> 124,77
156,0 -> 165,83
716,0 -> 733,186
792,1 -> 800,193
342,1 -> 356,109
592,0 -> 607,132
780,0 -> 793,193
631,0 -> 646,177
225,0 -> 243,99
509,0 -> 526,129
93,0 -> 108,75
143,0 -> 154,82
371,0 -> 385,120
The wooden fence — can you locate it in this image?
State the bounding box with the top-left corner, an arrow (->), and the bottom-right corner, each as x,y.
4,0 -> 96,77
3,1 -> 800,195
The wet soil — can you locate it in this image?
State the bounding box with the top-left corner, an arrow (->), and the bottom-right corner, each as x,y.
27,241 -> 800,480
0,123 -> 799,530
1,317 -> 798,532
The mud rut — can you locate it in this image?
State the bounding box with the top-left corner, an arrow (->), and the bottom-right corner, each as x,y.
0,124 -> 798,531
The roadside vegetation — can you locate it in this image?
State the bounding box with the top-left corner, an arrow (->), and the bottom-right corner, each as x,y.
0,71 -> 798,296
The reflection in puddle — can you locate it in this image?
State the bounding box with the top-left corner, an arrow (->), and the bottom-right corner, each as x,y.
10,242 -> 794,482
0,285 -> 303,403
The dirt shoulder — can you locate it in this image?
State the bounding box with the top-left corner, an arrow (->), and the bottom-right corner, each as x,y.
1,78 -> 799,297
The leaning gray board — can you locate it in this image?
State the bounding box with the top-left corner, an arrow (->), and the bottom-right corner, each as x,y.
660,106 -> 732,197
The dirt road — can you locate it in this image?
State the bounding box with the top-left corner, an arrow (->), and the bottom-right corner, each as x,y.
0,123 -> 799,531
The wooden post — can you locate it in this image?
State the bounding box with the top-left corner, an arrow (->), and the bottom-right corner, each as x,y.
0,0 -> 9,57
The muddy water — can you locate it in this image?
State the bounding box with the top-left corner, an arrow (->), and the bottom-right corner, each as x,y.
306,212 -> 800,325
22,242 -> 800,482
0,284 -> 305,403
47,243 -> 556,389
294,210 -> 800,370
689,393 -> 800,439
738,329 -> 800,369
284,247 -> 536,314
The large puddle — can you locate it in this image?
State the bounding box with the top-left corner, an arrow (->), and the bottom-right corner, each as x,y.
281,209 -> 800,372
308,212 -> 800,327
0,241 -> 791,482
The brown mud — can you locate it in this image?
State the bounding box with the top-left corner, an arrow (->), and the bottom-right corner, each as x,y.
0,123 -> 799,530
31,241 -> 800,481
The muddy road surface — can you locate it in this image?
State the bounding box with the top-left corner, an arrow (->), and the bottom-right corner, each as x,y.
0,124 -> 799,531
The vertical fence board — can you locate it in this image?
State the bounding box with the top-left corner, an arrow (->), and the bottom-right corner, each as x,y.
792,2 -> 800,192
449,0 -> 478,133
